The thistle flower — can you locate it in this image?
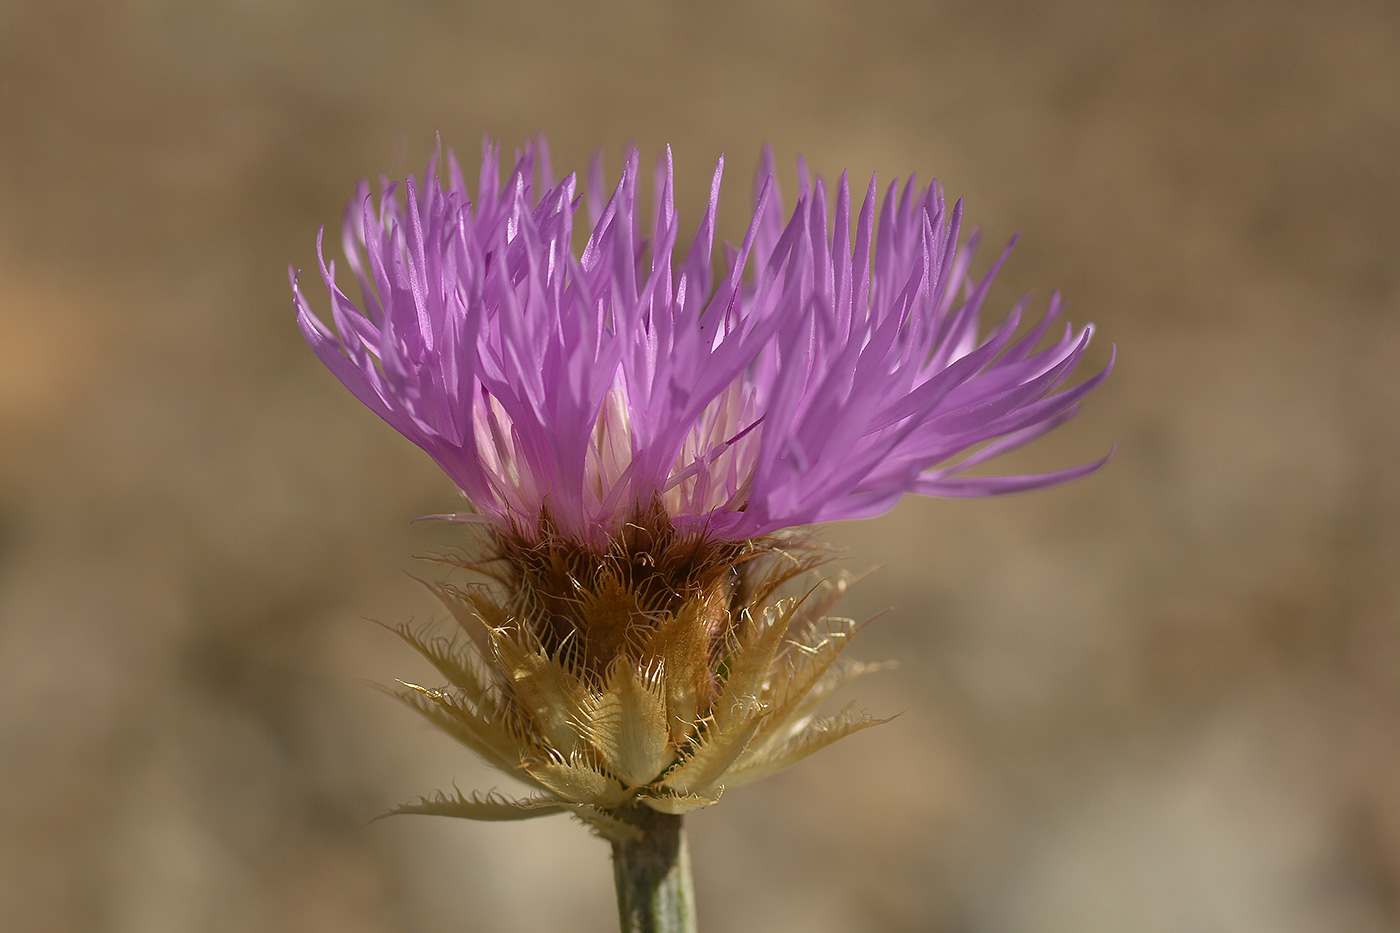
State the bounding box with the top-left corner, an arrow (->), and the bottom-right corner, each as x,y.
293,138 -> 1110,839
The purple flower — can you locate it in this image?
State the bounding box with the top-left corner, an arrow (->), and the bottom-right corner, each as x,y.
294,138 -> 1115,828
295,138 -> 1111,545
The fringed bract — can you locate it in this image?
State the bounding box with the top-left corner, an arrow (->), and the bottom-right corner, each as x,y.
386,502 -> 887,837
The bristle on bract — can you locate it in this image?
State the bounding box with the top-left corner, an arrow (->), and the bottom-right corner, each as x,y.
386,506 -> 887,832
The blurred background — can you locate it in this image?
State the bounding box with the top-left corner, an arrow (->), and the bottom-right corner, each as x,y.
1,0 -> 1397,930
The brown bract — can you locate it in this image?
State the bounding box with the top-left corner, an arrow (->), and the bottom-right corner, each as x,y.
384,502 -> 890,840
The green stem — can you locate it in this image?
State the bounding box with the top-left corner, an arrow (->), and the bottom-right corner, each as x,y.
610,809 -> 697,933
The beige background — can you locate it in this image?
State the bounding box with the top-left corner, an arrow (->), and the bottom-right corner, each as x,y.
2,1 -> 1397,930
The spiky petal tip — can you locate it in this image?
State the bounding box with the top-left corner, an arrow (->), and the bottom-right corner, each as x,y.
294,137 -> 1111,547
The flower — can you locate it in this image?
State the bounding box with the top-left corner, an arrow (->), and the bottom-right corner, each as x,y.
295,139 -> 1110,547
294,138 -> 1110,835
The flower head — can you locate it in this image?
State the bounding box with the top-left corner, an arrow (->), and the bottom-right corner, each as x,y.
294,138 -> 1110,834
295,139 -> 1110,547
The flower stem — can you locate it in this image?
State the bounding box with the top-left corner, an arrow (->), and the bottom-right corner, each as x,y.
610,809 -> 697,933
